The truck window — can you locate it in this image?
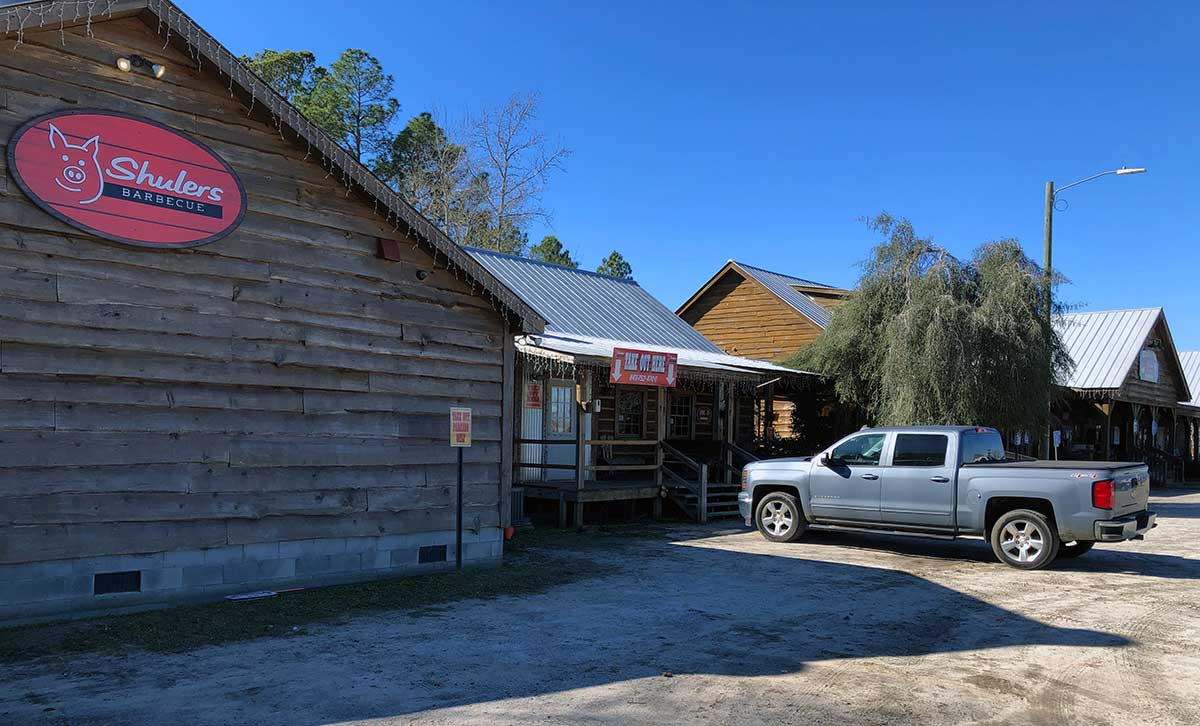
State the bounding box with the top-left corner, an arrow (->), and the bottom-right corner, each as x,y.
960,430 -> 1006,464
892,434 -> 949,467
831,433 -> 886,465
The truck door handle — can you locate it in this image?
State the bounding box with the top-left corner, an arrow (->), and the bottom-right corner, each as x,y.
860,473 -> 879,480
930,476 -> 950,483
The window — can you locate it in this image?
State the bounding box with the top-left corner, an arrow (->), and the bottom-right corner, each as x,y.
961,430 -> 1006,464
892,434 -> 949,467
547,383 -> 574,435
617,389 -> 645,438
831,433 -> 886,466
668,393 -> 693,439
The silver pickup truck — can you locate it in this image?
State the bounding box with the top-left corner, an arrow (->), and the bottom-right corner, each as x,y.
738,425 -> 1156,569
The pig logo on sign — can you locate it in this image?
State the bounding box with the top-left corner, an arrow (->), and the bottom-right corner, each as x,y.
48,122 -> 103,205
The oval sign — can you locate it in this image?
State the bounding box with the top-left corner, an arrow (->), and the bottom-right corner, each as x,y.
7,109 -> 246,249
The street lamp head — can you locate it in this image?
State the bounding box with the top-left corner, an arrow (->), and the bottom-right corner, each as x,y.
1116,167 -> 1147,175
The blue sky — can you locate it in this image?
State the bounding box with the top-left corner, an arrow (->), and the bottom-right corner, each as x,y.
190,1 -> 1200,345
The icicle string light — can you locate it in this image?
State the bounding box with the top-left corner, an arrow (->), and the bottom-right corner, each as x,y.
0,0 -> 536,329
514,346 -> 800,396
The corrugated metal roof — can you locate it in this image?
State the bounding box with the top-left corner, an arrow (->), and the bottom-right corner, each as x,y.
466,248 -> 723,353
733,262 -> 834,328
1055,308 -> 1161,391
1179,351 -> 1200,407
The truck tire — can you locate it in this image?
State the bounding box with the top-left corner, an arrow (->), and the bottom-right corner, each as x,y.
755,492 -> 806,543
990,509 -> 1060,570
1057,541 -> 1095,559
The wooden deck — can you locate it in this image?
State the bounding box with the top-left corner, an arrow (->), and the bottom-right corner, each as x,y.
518,480 -> 664,528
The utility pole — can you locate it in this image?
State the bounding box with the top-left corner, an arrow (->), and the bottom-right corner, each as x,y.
1038,167 -> 1145,460
1043,181 -> 1054,459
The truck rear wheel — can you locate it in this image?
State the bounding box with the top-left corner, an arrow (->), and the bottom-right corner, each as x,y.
990,509 -> 1060,570
755,492 -> 806,543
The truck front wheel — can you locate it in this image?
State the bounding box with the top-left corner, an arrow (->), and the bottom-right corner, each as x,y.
990,509 -> 1060,570
755,492 -> 806,543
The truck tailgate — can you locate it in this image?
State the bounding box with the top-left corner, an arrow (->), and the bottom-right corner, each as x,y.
1111,465 -> 1151,517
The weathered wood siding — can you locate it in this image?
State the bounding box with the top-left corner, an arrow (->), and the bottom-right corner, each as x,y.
0,18 -> 508,566
1118,318 -> 1188,408
678,270 -> 822,362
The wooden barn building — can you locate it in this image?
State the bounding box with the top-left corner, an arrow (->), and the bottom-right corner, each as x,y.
1053,308 -> 1198,484
0,0 -> 548,621
676,260 -> 851,448
466,249 -> 812,526
1178,351 -> 1200,480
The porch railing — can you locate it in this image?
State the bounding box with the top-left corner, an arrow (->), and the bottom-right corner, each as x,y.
661,441 -> 709,523
515,437 -> 741,524
718,441 -> 760,484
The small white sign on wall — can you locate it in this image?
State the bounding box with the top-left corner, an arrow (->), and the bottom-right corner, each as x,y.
1139,349 -> 1160,383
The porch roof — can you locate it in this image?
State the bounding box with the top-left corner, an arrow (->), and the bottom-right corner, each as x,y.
517,332 -> 807,379
466,247 -> 720,351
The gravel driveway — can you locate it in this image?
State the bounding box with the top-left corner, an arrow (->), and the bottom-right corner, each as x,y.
3,490 -> 1198,725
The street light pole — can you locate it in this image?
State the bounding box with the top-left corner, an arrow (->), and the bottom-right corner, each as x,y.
1040,167 -> 1146,458
1043,181 -> 1055,458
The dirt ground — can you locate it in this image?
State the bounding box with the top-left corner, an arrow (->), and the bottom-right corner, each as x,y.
2,490 -> 1199,726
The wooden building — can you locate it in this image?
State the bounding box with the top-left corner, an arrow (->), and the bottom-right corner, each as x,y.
467,249 -> 813,526
1178,352 -> 1200,480
0,0 -> 547,622
676,260 -> 850,446
1052,308 -> 1195,484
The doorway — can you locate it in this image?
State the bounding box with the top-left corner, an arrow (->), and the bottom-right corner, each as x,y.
544,379 -> 576,481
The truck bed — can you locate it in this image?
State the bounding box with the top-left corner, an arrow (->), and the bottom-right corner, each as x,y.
964,460 -> 1145,470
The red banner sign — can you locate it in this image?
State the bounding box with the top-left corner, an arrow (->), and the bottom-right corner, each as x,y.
610,347 -> 678,388
525,382 -> 543,409
7,109 -> 246,249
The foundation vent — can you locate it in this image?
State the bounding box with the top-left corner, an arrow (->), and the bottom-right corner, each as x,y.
418,545 -> 448,564
94,571 -> 142,595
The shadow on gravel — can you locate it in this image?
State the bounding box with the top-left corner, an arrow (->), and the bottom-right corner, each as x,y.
0,528 -> 1136,725
1151,501 -> 1200,519
257,536 -> 1133,723
779,527 -> 1200,579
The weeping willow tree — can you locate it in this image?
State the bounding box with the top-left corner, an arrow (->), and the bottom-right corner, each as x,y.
790,214 -> 1073,434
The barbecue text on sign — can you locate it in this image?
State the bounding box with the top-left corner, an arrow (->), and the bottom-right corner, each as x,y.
610,347 -> 679,388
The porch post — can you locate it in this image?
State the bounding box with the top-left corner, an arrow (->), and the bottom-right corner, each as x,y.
724,382 -> 736,481
500,331 -> 515,528
655,386 -> 666,490
1103,400 -> 1112,461
1131,403 -> 1142,457
574,381 -> 586,528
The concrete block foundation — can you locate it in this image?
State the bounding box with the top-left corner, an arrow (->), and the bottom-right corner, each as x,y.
0,527 -> 504,624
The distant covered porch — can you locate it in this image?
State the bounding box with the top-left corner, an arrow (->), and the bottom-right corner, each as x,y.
511,333 -> 814,526
1051,394 -> 1195,485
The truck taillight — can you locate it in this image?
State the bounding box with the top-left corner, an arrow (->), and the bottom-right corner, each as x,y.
741,469 -> 749,491
1092,480 -> 1115,510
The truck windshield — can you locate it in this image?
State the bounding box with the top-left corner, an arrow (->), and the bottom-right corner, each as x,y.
961,430 -> 1006,464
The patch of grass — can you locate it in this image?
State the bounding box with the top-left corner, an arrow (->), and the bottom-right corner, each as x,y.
0,529 -> 617,664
